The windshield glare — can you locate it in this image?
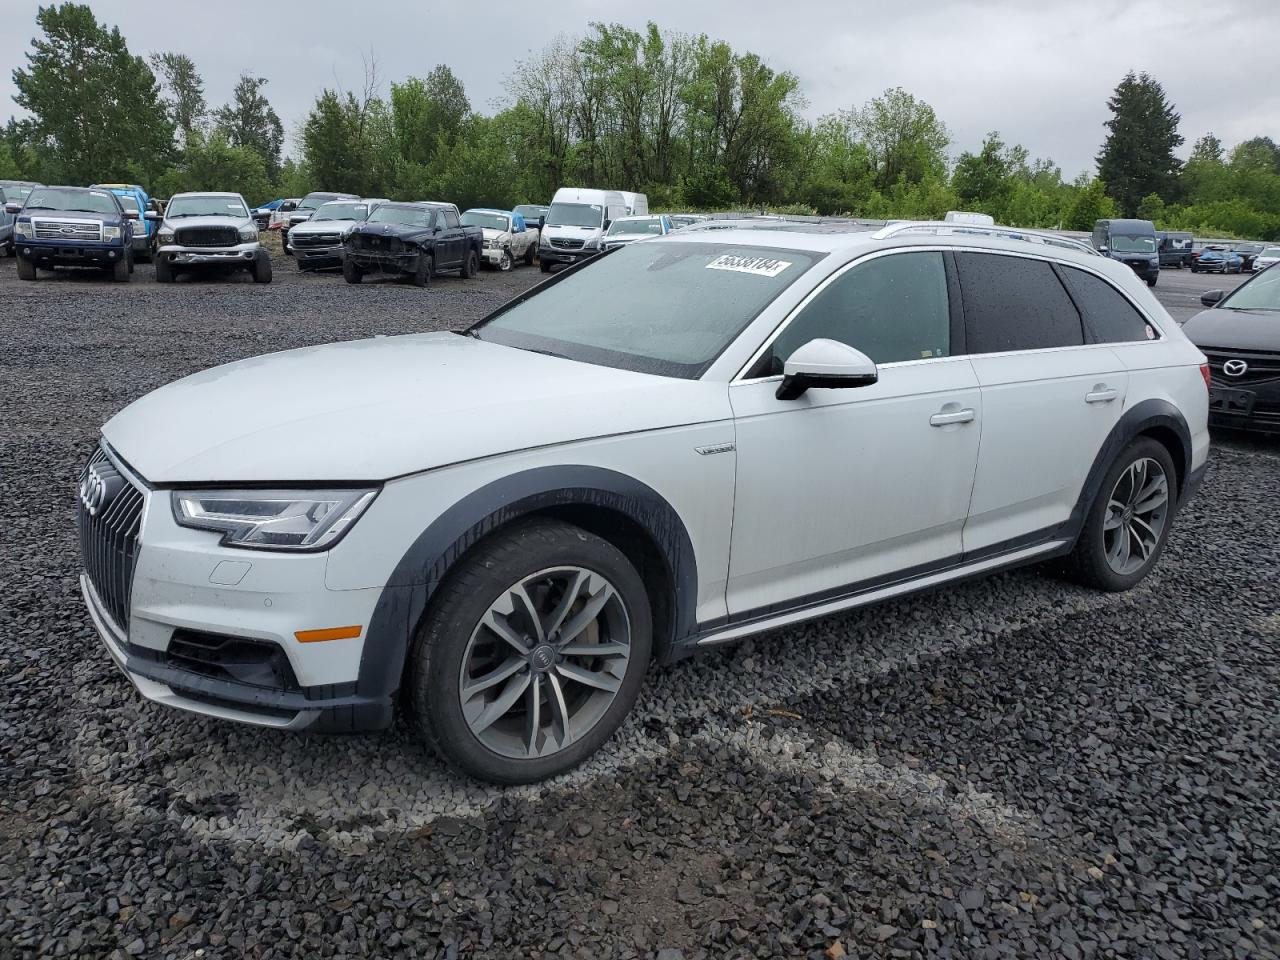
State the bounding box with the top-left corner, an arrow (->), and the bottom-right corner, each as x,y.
547,202 -> 604,229
24,187 -> 119,214
1221,268 -> 1280,311
167,196 -> 248,218
472,241 -> 819,378
314,202 -> 370,221
367,205 -> 433,227
1110,234 -> 1156,253
608,218 -> 664,236
299,194 -> 341,211
461,211 -> 510,231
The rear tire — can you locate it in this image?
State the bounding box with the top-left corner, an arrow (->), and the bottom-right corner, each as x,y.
16,255 -> 36,281
343,257 -> 363,285
407,518 -> 652,784
524,244 -> 535,266
412,252 -> 433,288
252,253 -> 272,284
154,256 -> 173,283
1063,437 -> 1177,592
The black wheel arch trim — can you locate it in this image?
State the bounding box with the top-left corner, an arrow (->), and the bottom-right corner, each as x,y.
1057,397 -> 1195,546
355,465 -> 700,707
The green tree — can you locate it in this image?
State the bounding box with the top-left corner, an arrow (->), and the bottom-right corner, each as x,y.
952,132 -> 1014,214
151,51 -> 205,147
0,142 -> 20,179
1189,133 -> 1223,164
214,74 -> 284,172
11,3 -> 173,183
1136,192 -> 1166,222
153,129 -> 271,202
1230,136 -> 1280,175
847,87 -> 949,192
1096,71 -> 1183,215
1063,177 -> 1118,231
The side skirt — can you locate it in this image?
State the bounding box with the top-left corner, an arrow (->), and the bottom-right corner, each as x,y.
686,538 -> 1070,653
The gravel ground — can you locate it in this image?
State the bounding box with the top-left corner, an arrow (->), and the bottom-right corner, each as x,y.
1,250 -> 1278,960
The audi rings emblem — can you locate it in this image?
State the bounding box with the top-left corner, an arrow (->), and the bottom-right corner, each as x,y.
79,466 -> 115,517
1222,359 -> 1248,378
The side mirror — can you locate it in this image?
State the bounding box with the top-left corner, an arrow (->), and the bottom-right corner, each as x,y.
776,339 -> 878,401
1097,245 -> 1108,254
1201,289 -> 1225,307
124,210 -> 139,220
281,202 -> 297,212
3,202 -> 21,215
144,210 -> 160,220
603,219 -> 611,229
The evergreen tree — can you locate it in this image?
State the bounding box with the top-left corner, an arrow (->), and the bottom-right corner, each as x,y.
1096,71 -> 1183,216
151,52 -> 206,148
214,74 -> 284,172
11,3 -> 173,183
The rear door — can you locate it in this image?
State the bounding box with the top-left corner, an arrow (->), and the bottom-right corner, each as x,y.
956,251 -> 1129,554
440,208 -> 463,267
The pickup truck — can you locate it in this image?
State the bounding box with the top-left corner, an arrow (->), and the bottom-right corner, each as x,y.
283,191 -> 358,254
5,184 -> 140,281
94,184 -> 155,262
461,208 -> 539,270
154,191 -> 271,283
342,202 -> 482,287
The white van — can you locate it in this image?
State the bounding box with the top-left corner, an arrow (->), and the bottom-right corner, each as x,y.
620,191 -> 648,216
539,188 -> 629,272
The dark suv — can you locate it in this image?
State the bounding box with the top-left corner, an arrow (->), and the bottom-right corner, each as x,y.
5,185 -> 140,282
1093,218 -> 1159,286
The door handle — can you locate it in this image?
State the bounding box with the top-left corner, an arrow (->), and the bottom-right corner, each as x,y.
1085,387 -> 1119,404
929,408 -> 975,427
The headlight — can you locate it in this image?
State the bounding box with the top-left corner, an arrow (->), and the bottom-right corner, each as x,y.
103,225 -> 121,241
14,221 -> 31,238
158,228 -> 175,243
172,488 -> 378,551
239,224 -> 258,241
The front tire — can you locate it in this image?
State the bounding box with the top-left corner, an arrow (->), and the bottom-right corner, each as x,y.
540,261 -> 552,273
252,252 -> 272,284
498,249 -> 513,272
343,257 -> 363,284
407,519 -> 652,784
462,249 -> 479,279
16,255 -> 36,281
412,252 -> 433,288
154,256 -> 173,283
1146,274 -> 1157,287
111,255 -> 130,283
1064,438 -> 1177,592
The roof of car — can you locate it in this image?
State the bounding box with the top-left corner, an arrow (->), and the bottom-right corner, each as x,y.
170,191 -> 244,199
466,208 -> 513,216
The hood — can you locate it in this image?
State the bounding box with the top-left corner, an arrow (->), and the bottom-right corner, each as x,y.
26,209 -> 124,225
480,227 -> 512,242
291,218 -> 361,236
103,332 -> 730,483
163,214 -> 250,230
1182,307 -> 1280,351
349,221 -> 431,242
544,223 -> 603,237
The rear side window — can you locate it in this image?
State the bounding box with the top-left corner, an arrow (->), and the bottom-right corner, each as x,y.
956,252 -> 1083,353
1058,266 -> 1154,343
759,252 -> 950,373
442,209 -> 460,229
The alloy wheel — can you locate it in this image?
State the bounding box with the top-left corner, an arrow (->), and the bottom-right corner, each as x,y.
458,566 -> 631,760
1103,457 -> 1170,576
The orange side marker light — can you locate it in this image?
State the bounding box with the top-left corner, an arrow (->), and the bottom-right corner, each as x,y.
295,625 -> 363,643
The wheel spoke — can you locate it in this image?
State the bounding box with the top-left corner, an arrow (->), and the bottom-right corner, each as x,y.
543,569 -> 587,640
511,583 -> 545,644
557,581 -> 617,647
482,609 -> 529,656
1103,500 -> 1126,531
1126,460 -> 1146,505
555,661 -> 622,694
462,656 -> 526,700
1106,523 -> 1129,568
1133,478 -> 1168,515
545,672 -> 573,748
468,673 -> 531,735
524,674 -> 542,757
560,640 -> 629,658
1128,522 -> 1152,561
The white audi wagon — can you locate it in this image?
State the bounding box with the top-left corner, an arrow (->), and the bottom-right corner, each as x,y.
78,221 -> 1210,782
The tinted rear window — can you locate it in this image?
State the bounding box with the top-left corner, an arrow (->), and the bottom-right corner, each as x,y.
955,252 -> 1083,353
1058,266 -> 1154,343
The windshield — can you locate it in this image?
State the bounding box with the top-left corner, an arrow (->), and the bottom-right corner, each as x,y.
1110,234 -> 1156,254
1221,268 -> 1280,311
514,205 -> 547,220
116,195 -> 140,213
1261,247 -> 1280,258
461,211 -> 510,231
367,205 -> 433,227
299,194 -> 342,211
547,202 -> 604,229
23,187 -> 119,214
3,185 -> 34,203
608,218 -> 664,237
1235,243 -> 1263,254
166,196 -> 248,218
313,201 -> 370,221
471,242 -> 820,378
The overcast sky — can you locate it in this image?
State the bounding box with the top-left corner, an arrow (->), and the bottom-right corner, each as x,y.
3,0 -> 1277,179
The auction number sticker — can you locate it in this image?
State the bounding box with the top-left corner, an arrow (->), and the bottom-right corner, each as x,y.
705,254 -> 792,278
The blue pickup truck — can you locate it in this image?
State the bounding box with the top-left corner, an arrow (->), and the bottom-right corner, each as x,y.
5,184 -> 142,281
93,183 -> 155,262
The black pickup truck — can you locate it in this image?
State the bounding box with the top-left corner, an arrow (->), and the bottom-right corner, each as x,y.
342,202 -> 482,287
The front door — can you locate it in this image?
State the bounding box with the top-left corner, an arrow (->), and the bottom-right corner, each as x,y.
726,250 -> 982,618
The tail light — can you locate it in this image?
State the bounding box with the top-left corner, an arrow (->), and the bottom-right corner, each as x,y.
1200,363 -> 1211,390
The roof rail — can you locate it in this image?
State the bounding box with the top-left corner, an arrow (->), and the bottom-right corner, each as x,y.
872,221 -> 1100,256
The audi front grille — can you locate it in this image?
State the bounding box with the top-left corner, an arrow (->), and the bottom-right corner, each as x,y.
77,446 -> 146,631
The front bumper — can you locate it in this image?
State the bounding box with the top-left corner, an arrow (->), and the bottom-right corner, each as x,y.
346,249 -> 419,273
79,463 -> 392,732
18,241 -> 127,266
293,243 -> 343,267
159,241 -> 261,265
480,246 -> 510,266
539,246 -> 597,265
